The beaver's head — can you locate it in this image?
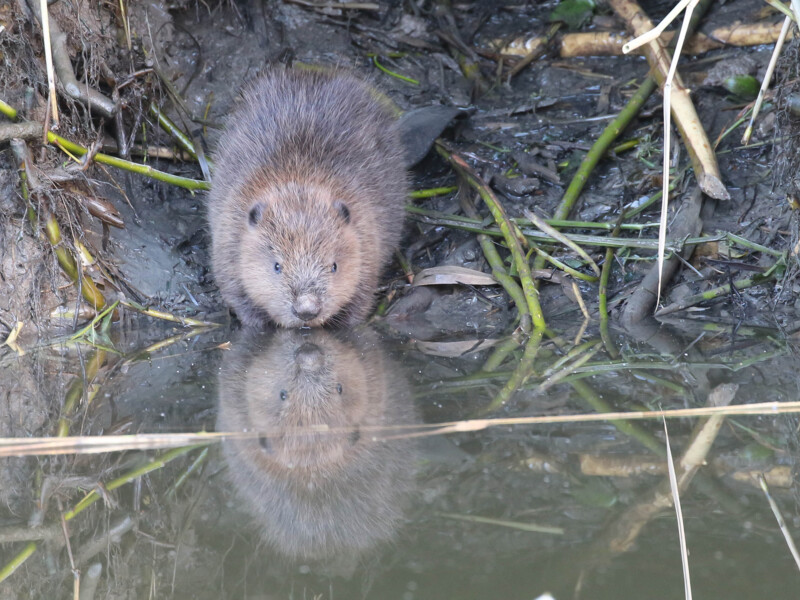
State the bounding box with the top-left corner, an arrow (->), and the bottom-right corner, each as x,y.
239,181 -> 364,327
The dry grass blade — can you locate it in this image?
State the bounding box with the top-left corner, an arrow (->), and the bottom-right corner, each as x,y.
119,299 -> 219,328
119,0 -> 132,51
3,399 -> 799,456
622,0 -> 694,53
2,322 -> 25,356
664,416 -> 693,600
523,209 -> 600,276
758,474 -> 800,571
437,512 -> 564,535
39,0 -> 58,128
0,434 -> 218,456
657,0 -> 699,310
284,0 -> 380,8
741,15 -> 792,145
792,0 -> 800,24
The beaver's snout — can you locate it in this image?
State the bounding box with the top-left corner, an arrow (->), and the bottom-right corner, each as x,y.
292,294 -> 321,322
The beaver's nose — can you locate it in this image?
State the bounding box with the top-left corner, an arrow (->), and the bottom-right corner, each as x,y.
292,294 -> 321,322
294,342 -> 323,370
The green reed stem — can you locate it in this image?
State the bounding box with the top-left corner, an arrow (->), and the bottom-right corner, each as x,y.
409,186 -> 458,199
370,55 -> 419,85
437,142 -> 546,330
63,444 -> 205,521
47,131 -> 209,191
149,103 -> 201,161
482,328 -> 544,413
0,542 -> 37,583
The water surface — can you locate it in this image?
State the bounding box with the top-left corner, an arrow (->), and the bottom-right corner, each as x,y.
0,318 -> 798,599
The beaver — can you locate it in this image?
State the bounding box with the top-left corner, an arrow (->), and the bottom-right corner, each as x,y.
216,328 -> 417,566
208,68 -> 408,328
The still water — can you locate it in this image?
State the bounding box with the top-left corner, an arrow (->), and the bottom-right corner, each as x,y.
0,318 -> 798,598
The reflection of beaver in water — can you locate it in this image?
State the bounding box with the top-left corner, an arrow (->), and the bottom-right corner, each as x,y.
216,328 -> 416,566
208,68 -> 407,328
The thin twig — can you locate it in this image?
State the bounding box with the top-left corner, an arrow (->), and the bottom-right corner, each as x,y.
39,0 -> 59,128
2,399 -> 800,457
437,511 -> 564,535
664,417 -> 693,600
758,474 -> 800,572
284,0 -> 379,9
28,0 -> 116,117
507,22 -> 560,80
741,15 -> 792,145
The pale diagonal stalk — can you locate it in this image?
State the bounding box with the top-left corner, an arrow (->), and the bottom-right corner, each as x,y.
39,0 -> 58,127
657,0 -> 699,310
664,417 -> 693,600
741,15 -> 792,145
622,0 -> 695,53
758,474 -> 800,571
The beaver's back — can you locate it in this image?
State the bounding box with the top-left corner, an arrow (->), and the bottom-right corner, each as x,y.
210,68 -> 406,247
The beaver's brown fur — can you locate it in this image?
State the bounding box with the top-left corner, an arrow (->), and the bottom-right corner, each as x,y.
208,68 -> 407,328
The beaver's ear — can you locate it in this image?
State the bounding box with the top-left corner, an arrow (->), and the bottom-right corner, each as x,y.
348,426 -> 361,446
333,200 -> 351,224
248,202 -> 265,226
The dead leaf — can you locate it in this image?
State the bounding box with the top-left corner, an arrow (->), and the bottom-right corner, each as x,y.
412,266 -> 497,287
415,338 -> 500,357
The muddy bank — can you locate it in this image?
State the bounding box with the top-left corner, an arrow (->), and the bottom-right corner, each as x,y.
0,1 -> 796,340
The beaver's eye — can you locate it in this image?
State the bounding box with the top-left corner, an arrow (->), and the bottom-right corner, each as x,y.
331,263 -> 337,273
274,262 -> 282,274
279,390 -> 288,401
336,383 -> 343,394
